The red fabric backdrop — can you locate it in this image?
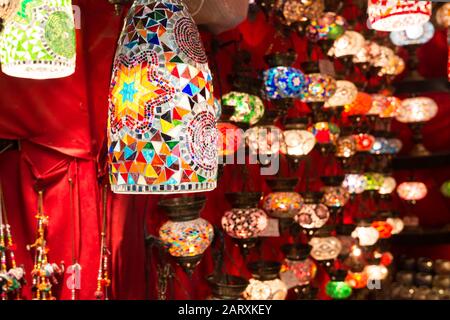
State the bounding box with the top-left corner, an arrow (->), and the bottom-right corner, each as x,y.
0,1 -> 449,300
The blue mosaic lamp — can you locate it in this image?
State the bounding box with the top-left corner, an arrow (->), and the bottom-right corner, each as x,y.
263,66 -> 306,100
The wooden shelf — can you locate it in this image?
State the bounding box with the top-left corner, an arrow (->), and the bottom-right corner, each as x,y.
391,225 -> 450,245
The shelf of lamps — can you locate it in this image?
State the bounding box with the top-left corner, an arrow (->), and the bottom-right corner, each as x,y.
390,224 -> 450,245
391,150 -> 450,170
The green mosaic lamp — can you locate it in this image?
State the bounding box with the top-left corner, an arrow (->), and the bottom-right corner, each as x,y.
0,0 -> 76,79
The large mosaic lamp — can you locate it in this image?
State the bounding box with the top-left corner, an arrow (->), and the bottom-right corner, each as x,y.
222,91 -> 265,126
302,73 -> 337,104
0,0 -> 19,21
262,177 -> 303,220
0,0 -> 76,79
158,196 -> 214,274
396,97 -> 438,156
263,66 -> 306,100
108,0 -> 218,194
244,261 -> 288,300
280,244 -> 317,288
294,191 -> 329,233
326,270 -> 352,300
367,0 -> 432,32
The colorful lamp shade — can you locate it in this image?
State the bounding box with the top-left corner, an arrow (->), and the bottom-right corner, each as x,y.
441,180 -> 450,198
325,80 -> 358,108
370,137 -> 389,155
386,216 -> 404,234
353,40 -> 381,64
353,133 -> 375,152
368,95 -> 401,118
217,122 -> 243,156
280,129 -> 316,157
397,181 -> 428,201
0,0 -> 19,20
294,203 -> 330,229
308,122 -> 340,145
322,186 -> 349,208
222,91 -> 265,125
280,244 -> 317,286
352,224 -> 379,246
326,271 -> 353,299
108,0 -> 218,194
309,236 -> 342,261
0,0 -> 76,79
302,73 -> 337,103
386,138 -> 403,154
222,208 -> 268,239
335,135 -> 357,158
344,92 -> 372,116
390,21 -> 435,46
379,54 -> 405,76
371,46 -> 395,69
245,261 -> 287,300
277,0 -> 324,24
367,0 -> 432,32
396,97 -> 438,123
371,220 -> 393,239
379,176 -> 397,195
364,264 -> 388,281
246,125 -> 283,156
328,31 -> 365,58
306,12 -> 347,42
346,270 -> 369,289
263,67 -> 306,100
364,172 -> 385,191
262,192 -> 303,219
343,174 -> 367,194
436,3 -> 450,28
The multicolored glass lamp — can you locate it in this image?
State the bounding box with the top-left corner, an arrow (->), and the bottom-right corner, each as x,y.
0,0 -> 19,21
441,180 -> 450,198
263,66 -> 306,100
326,270 -> 352,300
397,181 -> 428,204
436,2 -> 450,28
371,212 -> 394,239
222,91 -> 265,126
280,244 -> 317,288
294,191 -> 330,233
276,0 -> 324,25
108,0 -> 218,194
0,0 -> 76,79
309,226 -> 342,269
351,218 -> 379,247
328,31 -> 365,59
386,211 -> 404,235
245,261 -> 288,300
306,11 -> 347,42
324,80 -> 358,116
344,92 -> 373,117
364,172 -> 385,192
308,120 -> 340,154
378,175 -> 397,197
263,177 -> 303,221
367,0 -> 432,32
343,173 -> 367,195
302,73 -> 337,104
281,118 -> 316,166
217,107 -> 243,157
321,176 -> 349,224
390,21 -> 435,46
158,196 -> 214,274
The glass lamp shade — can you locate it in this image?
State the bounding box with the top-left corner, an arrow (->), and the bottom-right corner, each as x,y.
367,0 -> 432,32
335,135 -> 357,158
246,125 -> 283,156
0,0 -> 19,20
344,92 -> 373,116
387,138 -> 403,154
364,172 -> 385,191
325,80 -> 358,108
436,3 -> 450,28
328,31 -> 365,58
221,208 -> 268,239
308,122 -> 340,144
159,217 -> 214,258
302,73 -> 337,103
379,54 -> 405,76
280,129 -> 316,157
368,95 -> 401,118
390,22 -> 434,46
396,97 -> 438,123
371,220 -> 393,239
370,137 -> 389,155
278,0 -> 325,24
386,217 -> 404,234
441,181 -> 450,198
397,181 -> 428,201
262,192 -> 303,219
371,46 -> 395,69
353,133 -> 375,152
353,40 -> 381,64
263,67 -> 306,100
346,271 -> 369,289
321,186 -> 349,208
0,0 -> 76,79
280,258 -> 317,286
107,0 -> 218,194
343,174 -> 367,194
379,176 -> 397,195
217,122 -> 243,156
326,280 -> 352,299
294,203 -> 330,229
244,278 -> 287,300
309,236 -> 342,261
222,91 -> 265,125
364,264 -> 388,281
306,12 -> 347,42
351,226 -> 379,246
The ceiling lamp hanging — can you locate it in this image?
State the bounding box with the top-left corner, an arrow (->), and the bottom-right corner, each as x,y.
0,0 -> 76,79
367,0 -> 432,32
0,0 -> 19,21
108,0 -> 218,194
390,21 -> 435,46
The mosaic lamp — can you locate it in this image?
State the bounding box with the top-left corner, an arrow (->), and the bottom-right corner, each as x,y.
364,263 -> 388,281
206,274 -> 248,300
371,212 -> 394,239
0,0 -> 19,21
245,124 -> 283,158
396,97 -> 438,156
294,191 -> 330,231
326,270 -> 352,300
441,180 -> 450,198
346,270 -> 369,289
353,132 -> 376,153
217,122 -> 243,157
302,73 -> 337,103
370,136 -> 389,155
343,173 -> 367,195
386,136 -> 403,155
280,244 -> 317,287
263,178 -> 303,219
263,67 -> 306,100
367,0 -> 432,32
158,196 -> 214,274
324,80 -> 358,110
108,0 -> 218,194
306,12 -> 347,42
222,91 -> 265,125
344,92 -> 373,116
368,94 -> 401,119
370,46 -> 395,70
244,261 -> 288,300
386,211 -> 404,235
0,0 -> 76,79
390,21 -> 435,46
353,40 -> 381,65
351,218 -> 379,247
328,31 -> 365,58
280,118 -> 316,159
308,121 -> 340,153
321,176 -> 349,209
397,181 -> 428,203
309,227 -> 342,265
379,176 -> 397,196
276,0 -> 324,25
364,172 -> 385,192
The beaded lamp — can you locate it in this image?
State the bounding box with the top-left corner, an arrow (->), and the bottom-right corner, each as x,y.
367,0 -> 432,32
0,0 -> 76,79
0,0 -> 19,21
263,66 -> 306,100
390,22 -> 435,46
328,31 -> 365,58
397,181 -> 428,202
222,91 -> 265,125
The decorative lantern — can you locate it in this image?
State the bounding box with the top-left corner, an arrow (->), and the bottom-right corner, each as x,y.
324,80 -> 358,109
390,22 -> 435,46
335,128 -> 357,159
371,46 -> 395,69
263,67 -> 306,100
245,261 -> 288,300
263,178 -> 302,219
306,12 -> 347,42
321,176 -> 349,208
276,0 -> 324,25
222,91 -> 265,125
367,0 -> 432,32
386,137 -> 403,154
280,244 -> 317,286
397,181 -> 428,202
108,0 -> 218,194
328,31 -> 365,58
294,191 -> 329,230
344,92 -> 373,116
343,174 -> 367,195
222,192 -> 267,239
326,270 -> 352,300
346,270 -> 369,289
206,274 -> 248,300
353,41 -> 381,64
352,219 -> 379,247
0,0 -> 19,20
370,136 -> 389,155
436,3 -> 450,28
364,263 -> 388,281
158,197 -> 214,274
368,95 -> 401,118
364,172 -> 385,191
308,121 -> 340,145
379,176 -> 397,195
353,133 -> 375,152
386,212 -> 404,235
379,54 -> 405,77
371,218 -> 393,239
302,73 -> 337,103
0,0 -> 76,79
309,230 -> 342,262
396,97 -> 438,123
441,180 -> 450,198
217,122 -> 243,156
281,128 -> 316,158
